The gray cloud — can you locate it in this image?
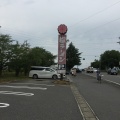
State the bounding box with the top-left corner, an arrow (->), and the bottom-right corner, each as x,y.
0,0 -> 120,68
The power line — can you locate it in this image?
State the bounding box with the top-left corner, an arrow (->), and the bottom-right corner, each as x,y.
0,1 -> 120,47
1,0 -> 120,42
69,0 -> 120,28
84,17 -> 120,34
68,16 -> 120,40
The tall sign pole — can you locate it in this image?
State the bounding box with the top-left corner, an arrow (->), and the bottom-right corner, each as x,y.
57,24 -> 67,80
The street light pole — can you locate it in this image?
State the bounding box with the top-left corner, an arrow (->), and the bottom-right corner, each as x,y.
0,26 -> 1,53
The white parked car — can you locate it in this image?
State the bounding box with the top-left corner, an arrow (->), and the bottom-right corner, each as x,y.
29,66 -> 61,79
93,68 -> 97,73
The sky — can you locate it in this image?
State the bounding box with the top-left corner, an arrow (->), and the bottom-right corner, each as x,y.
0,0 -> 120,68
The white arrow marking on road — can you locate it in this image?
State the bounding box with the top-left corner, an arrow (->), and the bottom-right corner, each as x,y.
0,103 -> 9,108
0,91 -> 34,96
0,85 -> 47,90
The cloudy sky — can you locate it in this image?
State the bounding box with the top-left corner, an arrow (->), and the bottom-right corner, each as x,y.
0,0 -> 120,68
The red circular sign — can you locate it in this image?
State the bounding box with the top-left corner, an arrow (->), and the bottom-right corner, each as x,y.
58,24 -> 67,35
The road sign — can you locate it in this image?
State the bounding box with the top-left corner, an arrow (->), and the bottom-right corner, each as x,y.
58,35 -> 66,64
58,24 -> 67,35
57,24 -> 67,78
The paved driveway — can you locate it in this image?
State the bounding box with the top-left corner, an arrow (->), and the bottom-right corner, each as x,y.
0,79 -> 82,120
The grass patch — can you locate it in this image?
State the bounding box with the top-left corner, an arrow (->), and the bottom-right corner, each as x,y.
0,72 -> 29,83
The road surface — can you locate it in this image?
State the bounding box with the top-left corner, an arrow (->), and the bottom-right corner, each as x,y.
69,73 -> 120,120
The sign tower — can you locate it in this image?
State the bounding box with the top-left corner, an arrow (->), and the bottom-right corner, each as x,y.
57,24 -> 68,79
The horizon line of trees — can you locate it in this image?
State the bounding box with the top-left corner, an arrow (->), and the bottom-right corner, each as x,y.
91,50 -> 120,70
0,34 -> 57,77
0,34 -> 82,77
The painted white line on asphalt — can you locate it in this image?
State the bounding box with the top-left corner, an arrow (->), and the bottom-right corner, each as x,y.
0,103 -> 9,108
10,83 -> 54,86
84,73 -> 120,86
104,79 -> 120,86
0,91 -> 34,96
0,85 -> 47,90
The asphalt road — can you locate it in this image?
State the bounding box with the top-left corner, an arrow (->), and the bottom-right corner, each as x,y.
69,73 -> 120,120
0,79 -> 82,120
85,72 -> 120,85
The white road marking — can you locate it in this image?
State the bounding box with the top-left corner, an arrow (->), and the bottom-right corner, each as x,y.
0,85 -> 47,90
104,79 -> 120,86
84,73 -> 120,86
10,83 -> 54,86
0,91 -> 34,96
0,103 -> 9,108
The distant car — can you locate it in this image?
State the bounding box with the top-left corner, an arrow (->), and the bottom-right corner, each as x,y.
29,66 -> 61,79
86,66 -> 93,73
76,68 -> 82,73
93,68 -> 97,73
110,69 -> 118,75
107,67 -> 118,75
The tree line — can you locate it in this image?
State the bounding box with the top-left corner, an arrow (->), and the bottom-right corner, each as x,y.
91,50 -> 120,70
0,34 -> 57,76
0,34 -> 82,77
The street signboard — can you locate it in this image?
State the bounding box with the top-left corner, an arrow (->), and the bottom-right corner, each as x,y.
58,35 -> 66,65
58,24 -> 67,35
57,24 -> 67,75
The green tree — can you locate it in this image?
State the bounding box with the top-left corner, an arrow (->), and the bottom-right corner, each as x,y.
100,50 -> 120,70
0,34 -> 13,76
28,47 -> 56,67
91,59 -> 100,68
8,41 -> 30,76
66,42 -> 81,70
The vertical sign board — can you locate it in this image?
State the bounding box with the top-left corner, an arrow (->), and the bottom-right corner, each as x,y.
57,24 -> 67,74
58,35 -> 66,74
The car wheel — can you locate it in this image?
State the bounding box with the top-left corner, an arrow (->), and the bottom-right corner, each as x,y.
52,75 -> 58,80
33,74 -> 38,79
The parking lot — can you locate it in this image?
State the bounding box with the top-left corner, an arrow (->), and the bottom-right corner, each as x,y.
0,79 -> 82,120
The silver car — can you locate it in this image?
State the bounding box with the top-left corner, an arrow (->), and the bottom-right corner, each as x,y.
29,66 -> 60,79
107,67 -> 118,75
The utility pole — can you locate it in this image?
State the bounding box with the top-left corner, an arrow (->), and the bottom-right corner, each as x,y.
117,37 -> 120,67
0,26 -> 1,53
